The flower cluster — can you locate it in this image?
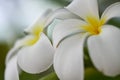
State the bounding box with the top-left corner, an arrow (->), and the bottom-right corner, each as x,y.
5,0 -> 120,80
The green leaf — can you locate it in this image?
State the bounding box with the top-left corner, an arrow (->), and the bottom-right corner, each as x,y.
39,72 -> 59,80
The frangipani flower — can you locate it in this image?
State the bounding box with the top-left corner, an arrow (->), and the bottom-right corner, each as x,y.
5,9 -> 54,80
53,0 -> 120,80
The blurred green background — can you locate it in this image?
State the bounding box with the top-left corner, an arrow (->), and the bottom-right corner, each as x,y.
0,0 -> 120,80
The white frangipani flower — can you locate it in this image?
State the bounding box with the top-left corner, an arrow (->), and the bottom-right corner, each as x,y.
4,9 -> 54,80
53,0 -> 120,80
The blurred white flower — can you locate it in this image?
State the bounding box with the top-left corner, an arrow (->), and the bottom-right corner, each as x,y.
5,9 -> 55,80
53,0 -> 120,80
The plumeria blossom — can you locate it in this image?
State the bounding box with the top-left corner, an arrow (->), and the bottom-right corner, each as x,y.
53,0 -> 120,80
5,9 -> 55,80
4,8 -> 80,80
17,9 -> 57,74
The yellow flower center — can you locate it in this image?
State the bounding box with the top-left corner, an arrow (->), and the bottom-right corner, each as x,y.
24,36 -> 39,46
24,24 -> 44,46
82,15 -> 106,35
32,24 -> 44,36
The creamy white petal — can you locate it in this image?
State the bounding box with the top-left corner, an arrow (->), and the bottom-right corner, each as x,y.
18,33 -> 54,73
52,19 -> 86,48
5,35 -> 36,64
24,9 -> 53,34
54,33 -> 89,80
45,8 -> 80,26
47,19 -> 62,40
5,46 -> 20,65
66,0 -> 99,19
5,56 -> 19,80
102,2 -> 120,22
87,25 -> 120,76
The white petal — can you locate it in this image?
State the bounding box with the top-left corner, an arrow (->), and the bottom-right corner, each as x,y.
24,9 -> 53,34
47,19 -> 62,40
5,35 -> 36,64
46,8 -> 80,26
18,33 -> 54,73
102,2 -> 120,22
5,46 -> 20,65
52,19 -> 86,48
66,0 -> 99,19
87,25 -> 120,76
54,33 -> 89,80
5,56 -> 20,80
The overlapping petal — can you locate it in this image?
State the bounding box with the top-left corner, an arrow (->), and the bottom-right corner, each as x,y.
18,33 -> 54,73
5,56 -> 20,80
66,0 -> 99,19
54,33 -> 89,80
47,19 -> 62,40
46,8 -> 81,26
5,46 -> 20,65
87,25 -> 120,76
5,35 -> 36,64
102,2 -> 120,22
52,19 -> 86,48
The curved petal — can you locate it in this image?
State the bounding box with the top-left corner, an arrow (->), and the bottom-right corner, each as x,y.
18,33 -> 54,74
5,56 -> 20,80
52,19 -> 86,48
101,2 -> 120,22
47,19 -> 62,40
5,35 -> 36,64
66,0 -> 99,19
87,25 -> 120,76
5,46 -> 20,65
24,9 -> 53,34
45,8 -> 81,26
54,33 -> 89,80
